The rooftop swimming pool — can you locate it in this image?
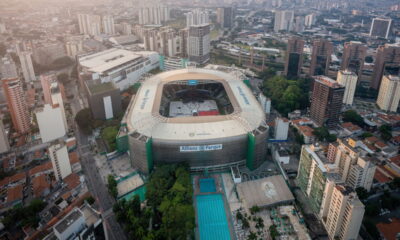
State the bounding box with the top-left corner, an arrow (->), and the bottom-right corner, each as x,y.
196,177 -> 231,240
199,178 -> 217,193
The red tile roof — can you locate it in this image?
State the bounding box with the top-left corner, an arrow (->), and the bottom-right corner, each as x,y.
28,162 -> 53,176
69,152 -> 80,165
7,185 -> 23,203
298,125 -> 315,137
365,136 -> 379,144
9,172 -> 26,184
376,218 -> 400,240
63,173 -> 80,191
375,141 -> 388,149
342,122 -> 361,131
32,175 -> 51,198
374,170 -> 392,184
390,155 -> 400,166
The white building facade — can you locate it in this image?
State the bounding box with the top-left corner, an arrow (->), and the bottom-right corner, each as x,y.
337,70 -> 358,105
36,104 -> 67,143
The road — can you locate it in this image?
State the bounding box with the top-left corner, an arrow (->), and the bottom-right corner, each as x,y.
69,82 -> 127,240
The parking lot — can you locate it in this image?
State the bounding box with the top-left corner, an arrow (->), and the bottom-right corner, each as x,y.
93,153 -> 135,183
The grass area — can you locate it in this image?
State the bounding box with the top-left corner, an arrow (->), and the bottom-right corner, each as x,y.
234,43 -> 251,51
210,51 -> 238,66
88,82 -> 115,95
210,29 -> 220,41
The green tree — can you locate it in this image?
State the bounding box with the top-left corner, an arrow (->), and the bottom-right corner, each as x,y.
365,203 -> 379,217
379,124 -> 392,141
101,126 -> 119,152
75,108 -> 93,134
313,127 -> 337,142
57,73 -> 69,84
250,205 -> 261,215
342,110 -> 364,126
363,219 -> 380,239
361,132 -> 373,139
355,187 -> 368,201
107,175 -> 118,199
269,224 -> 279,240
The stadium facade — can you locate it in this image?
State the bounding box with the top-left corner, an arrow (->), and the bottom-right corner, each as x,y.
120,68 -> 268,173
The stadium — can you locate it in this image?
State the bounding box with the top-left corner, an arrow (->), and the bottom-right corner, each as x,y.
124,68 -> 268,173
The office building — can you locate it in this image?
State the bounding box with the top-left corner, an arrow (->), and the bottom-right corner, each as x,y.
284,37 -> 305,78
217,7 -> 234,28
341,41 -> 367,75
310,76 -> 344,128
49,142 -> 72,181
2,78 -> 30,134
337,70 -> 358,105
370,44 -> 400,90
275,117 -> 289,140
138,5 -> 170,25
85,81 -> 122,120
186,9 -> 209,27
273,10 -> 294,32
369,18 -> 392,39
188,24 -> 210,64
305,13 -> 316,27
78,48 -> 160,91
0,119 -> 10,154
310,39 -> 333,76
159,56 -> 188,71
179,28 -> 189,58
102,15 -> 115,35
376,75 -> 400,112
324,185 -> 364,240
36,104 -> 67,143
19,51 -> 36,82
1,55 -> 18,79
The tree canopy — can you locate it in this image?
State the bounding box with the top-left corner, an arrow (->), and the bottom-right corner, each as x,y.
101,126 -> 119,152
342,110 -> 364,126
113,164 -> 195,239
75,108 -> 94,134
313,127 -> 337,142
262,76 -> 310,116
379,124 -> 392,141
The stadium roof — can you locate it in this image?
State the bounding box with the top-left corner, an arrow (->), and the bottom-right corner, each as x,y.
236,175 -> 294,209
126,68 -> 265,141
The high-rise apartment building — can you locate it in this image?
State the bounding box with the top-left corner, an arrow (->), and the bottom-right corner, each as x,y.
65,40 -> 84,57
217,7 -> 234,28
138,5 -> 170,25
2,78 -> 30,134
284,37 -> 305,78
376,75 -> 400,112
19,51 -> 35,82
332,138 -> 376,191
324,185 -> 364,240
274,10 -> 294,32
50,82 -> 68,131
49,142 -> 72,181
304,13 -> 316,28
179,28 -> 189,58
40,73 -> 57,105
341,41 -> 367,75
143,27 -> 182,57
102,15 -> 115,35
186,9 -> 209,27
77,14 -> 101,36
121,23 -> 132,35
297,144 -> 334,213
188,24 -> 210,64
0,55 -> 18,79
310,39 -> 333,76
370,44 -> 400,90
369,18 -> 392,39
0,119 -> 10,154
36,104 -> 67,143
310,76 -> 344,128
337,70 -> 358,105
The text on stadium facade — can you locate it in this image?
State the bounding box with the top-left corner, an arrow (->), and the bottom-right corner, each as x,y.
179,144 -> 223,152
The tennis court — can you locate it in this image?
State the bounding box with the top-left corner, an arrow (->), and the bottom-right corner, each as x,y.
196,194 -> 231,240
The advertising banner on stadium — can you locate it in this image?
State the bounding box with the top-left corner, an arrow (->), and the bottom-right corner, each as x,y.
179,144 -> 223,152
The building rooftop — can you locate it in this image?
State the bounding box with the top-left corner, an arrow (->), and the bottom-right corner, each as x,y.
63,173 -> 81,191
54,208 -> 83,234
32,175 -> 51,198
87,82 -> 116,95
7,185 -> 23,203
313,75 -> 344,88
79,48 -> 147,74
376,218 -> 400,240
236,175 -> 295,209
28,161 -> 53,177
